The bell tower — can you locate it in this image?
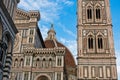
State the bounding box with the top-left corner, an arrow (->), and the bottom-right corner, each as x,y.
77,0 -> 117,80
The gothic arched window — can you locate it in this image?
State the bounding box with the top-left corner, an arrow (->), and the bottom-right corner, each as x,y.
57,58 -> 62,66
87,6 -> 92,19
98,36 -> 103,49
20,59 -> 23,67
96,7 -> 101,19
26,57 -> 30,66
49,58 -> 52,67
14,59 -> 18,67
42,58 -> 46,68
36,58 -> 39,67
88,35 -> 94,49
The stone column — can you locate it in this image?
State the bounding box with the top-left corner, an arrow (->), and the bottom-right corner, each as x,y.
55,72 -> 57,80
30,56 -> 32,67
61,72 -> 63,80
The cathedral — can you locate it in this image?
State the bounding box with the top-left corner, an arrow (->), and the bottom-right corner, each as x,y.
10,0 -> 118,80
10,9 -> 76,80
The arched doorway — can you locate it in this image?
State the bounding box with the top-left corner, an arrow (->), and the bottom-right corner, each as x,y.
37,75 -> 49,80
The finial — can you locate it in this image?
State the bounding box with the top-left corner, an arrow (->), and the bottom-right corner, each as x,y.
50,23 -> 54,30
51,23 -> 53,27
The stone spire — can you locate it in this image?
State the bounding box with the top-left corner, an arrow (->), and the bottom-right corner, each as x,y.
46,24 -> 56,40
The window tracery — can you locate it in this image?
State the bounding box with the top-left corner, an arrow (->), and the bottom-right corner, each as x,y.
96,7 -> 101,19
49,58 -> 52,67
88,35 -> 94,49
86,3 -> 93,22
87,7 -> 92,20
20,59 -> 23,67
97,35 -> 103,49
94,3 -> 102,22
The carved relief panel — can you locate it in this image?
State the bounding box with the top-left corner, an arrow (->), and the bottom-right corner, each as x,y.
13,33 -> 22,53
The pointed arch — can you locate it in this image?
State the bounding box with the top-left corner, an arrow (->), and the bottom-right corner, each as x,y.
87,32 -> 95,49
86,3 -> 93,20
94,3 -> 102,20
88,36 -> 93,49
96,32 -> 104,49
97,35 -> 103,49
14,58 -> 18,67
96,32 -> 104,37
49,58 -> 52,67
42,58 -> 46,67
20,58 -> 24,67
87,35 -> 94,49
87,32 -> 95,37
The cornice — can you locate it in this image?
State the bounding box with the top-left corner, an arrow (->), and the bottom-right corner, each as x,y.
16,8 -> 40,21
16,8 -> 30,19
29,10 -> 40,20
77,53 -> 116,59
23,47 -> 65,56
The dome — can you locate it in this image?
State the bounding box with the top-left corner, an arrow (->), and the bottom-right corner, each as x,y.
44,24 -> 76,68
44,39 -> 76,68
44,24 -> 77,78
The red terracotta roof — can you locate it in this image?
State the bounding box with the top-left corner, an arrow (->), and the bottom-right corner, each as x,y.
44,40 -> 76,68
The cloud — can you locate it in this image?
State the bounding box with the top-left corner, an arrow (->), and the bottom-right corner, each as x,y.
39,25 -> 49,40
58,23 -> 76,38
115,50 -> 120,79
117,66 -> 120,73
18,0 -> 75,40
56,0 -> 74,6
18,0 -> 74,23
18,0 -> 61,22
62,1 -> 74,6
117,65 -> 120,80
59,37 -> 77,57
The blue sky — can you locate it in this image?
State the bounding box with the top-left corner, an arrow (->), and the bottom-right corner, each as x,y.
110,0 -> 120,79
18,0 -> 120,79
